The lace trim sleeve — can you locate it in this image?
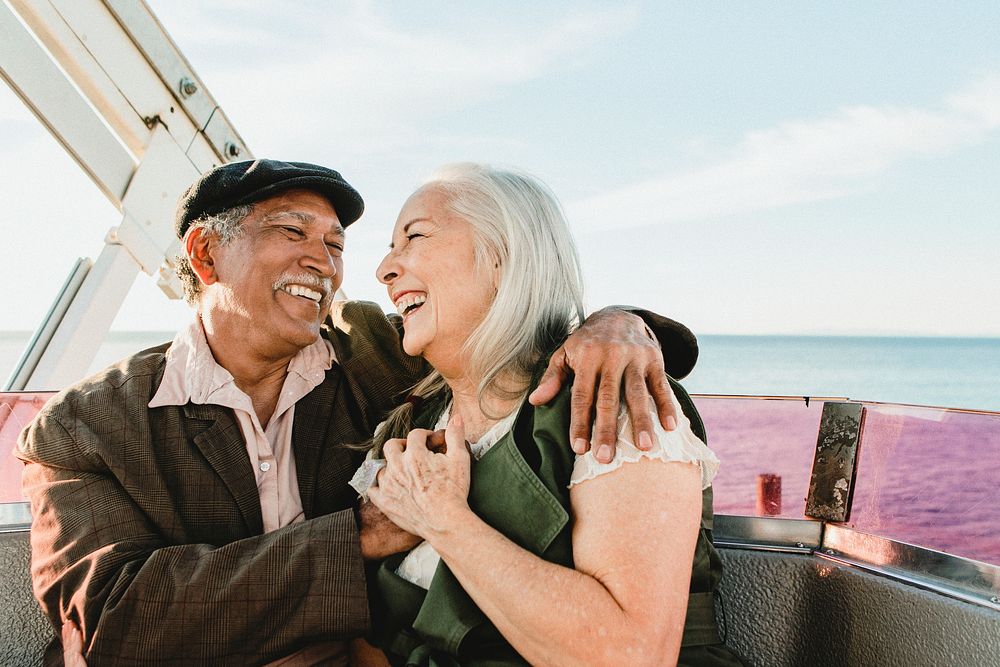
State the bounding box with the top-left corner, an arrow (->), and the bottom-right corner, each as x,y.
348,454 -> 385,502
569,395 -> 719,489
348,419 -> 387,501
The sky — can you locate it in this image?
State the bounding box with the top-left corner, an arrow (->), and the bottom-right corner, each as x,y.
1,0 -> 999,338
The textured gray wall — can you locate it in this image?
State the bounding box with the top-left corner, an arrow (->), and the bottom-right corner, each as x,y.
718,548 -> 1000,666
0,531 -> 49,667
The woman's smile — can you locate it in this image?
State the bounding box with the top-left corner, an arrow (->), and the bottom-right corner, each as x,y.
378,186 -> 496,374
393,291 -> 427,318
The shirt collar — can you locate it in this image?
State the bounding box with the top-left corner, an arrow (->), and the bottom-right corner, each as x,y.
149,318 -> 336,409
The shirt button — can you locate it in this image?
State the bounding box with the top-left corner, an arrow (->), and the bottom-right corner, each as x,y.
259,462 -> 271,472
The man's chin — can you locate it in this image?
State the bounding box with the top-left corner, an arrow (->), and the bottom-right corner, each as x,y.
281,321 -> 323,350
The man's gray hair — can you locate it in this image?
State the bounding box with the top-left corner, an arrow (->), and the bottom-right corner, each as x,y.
174,204 -> 254,305
369,163 -> 586,453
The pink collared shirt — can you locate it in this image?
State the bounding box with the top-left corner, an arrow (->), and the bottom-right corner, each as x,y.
149,318 -> 336,533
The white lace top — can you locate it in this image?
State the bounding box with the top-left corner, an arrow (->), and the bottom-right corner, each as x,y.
349,392 -> 719,590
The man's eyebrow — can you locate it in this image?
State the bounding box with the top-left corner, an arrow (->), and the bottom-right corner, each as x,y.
261,210 -> 315,225
262,211 -> 345,238
389,218 -> 431,249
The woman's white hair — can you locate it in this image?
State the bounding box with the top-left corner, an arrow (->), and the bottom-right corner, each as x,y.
431,162 -> 586,402
369,162 -> 585,452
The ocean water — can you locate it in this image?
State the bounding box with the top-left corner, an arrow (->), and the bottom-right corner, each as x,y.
684,335 -> 1000,412
2,331 -> 1000,411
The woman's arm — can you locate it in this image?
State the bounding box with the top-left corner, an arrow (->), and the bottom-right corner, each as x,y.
368,417 -> 703,667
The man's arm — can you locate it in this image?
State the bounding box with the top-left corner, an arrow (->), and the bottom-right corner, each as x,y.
529,307 -> 698,463
326,300 -> 428,419
19,405 -> 367,664
334,300 -> 696,467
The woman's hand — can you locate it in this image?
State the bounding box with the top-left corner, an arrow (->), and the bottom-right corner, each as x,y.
367,415 -> 473,540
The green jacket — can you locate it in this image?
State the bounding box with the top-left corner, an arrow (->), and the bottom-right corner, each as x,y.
369,379 -> 741,666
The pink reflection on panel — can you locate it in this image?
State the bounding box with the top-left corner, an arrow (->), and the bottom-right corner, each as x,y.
693,396 -> 822,518
1,392 -> 54,502
849,404 -> 1000,565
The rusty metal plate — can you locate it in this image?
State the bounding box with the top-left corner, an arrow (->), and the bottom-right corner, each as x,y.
806,402 -> 864,522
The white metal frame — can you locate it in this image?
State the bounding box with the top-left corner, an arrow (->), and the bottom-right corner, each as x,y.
1,0 -> 252,390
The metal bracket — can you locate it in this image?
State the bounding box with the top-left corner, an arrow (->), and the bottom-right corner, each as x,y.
118,124 -> 199,275
805,402 -> 865,522
3,259 -> 91,391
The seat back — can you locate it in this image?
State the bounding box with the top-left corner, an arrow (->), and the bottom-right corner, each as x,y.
0,530 -> 51,666
717,547 -> 1000,666
2,393 -> 55,665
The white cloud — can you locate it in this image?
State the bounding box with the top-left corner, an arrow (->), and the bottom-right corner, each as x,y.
152,1 -> 638,157
566,75 -> 1000,232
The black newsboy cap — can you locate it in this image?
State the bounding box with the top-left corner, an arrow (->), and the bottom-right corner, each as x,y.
175,159 -> 365,238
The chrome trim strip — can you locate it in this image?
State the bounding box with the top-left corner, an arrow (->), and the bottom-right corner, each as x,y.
817,551 -> 1000,612
0,502 -> 32,532
822,524 -> 1000,611
714,540 -> 815,555
690,393 -> 1000,416
713,515 -> 823,550
691,394 -> 849,403
713,517 -> 1000,611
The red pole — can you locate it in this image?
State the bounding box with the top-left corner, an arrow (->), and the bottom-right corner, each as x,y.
756,473 -> 782,516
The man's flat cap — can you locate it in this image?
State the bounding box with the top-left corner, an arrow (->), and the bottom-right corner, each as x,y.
175,159 -> 364,238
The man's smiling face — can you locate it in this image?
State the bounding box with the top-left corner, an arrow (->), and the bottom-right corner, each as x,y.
210,188 -> 344,357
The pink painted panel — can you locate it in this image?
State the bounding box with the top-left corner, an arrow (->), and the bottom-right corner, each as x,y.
849,403 -> 1000,565
0,392 -> 54,502
693,396 -> 823,518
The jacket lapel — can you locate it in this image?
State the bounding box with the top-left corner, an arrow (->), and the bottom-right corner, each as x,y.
292,367 -> 341,517
184,402 -> 263,534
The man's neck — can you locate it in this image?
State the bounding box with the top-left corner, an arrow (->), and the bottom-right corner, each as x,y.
199,313 -> 297,428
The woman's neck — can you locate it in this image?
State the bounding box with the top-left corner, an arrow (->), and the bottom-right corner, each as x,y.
445,377 -> 523,443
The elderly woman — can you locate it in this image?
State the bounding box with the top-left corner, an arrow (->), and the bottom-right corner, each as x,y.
353,164 -> 740,666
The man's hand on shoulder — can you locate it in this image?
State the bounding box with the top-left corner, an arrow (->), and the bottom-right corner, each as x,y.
528,308 -> 678,463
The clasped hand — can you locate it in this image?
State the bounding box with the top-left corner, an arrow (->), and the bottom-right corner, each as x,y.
367,415 -> 472,540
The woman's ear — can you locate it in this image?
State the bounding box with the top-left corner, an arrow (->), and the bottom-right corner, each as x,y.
492,259 -> 503,294
185,228 -> 219,287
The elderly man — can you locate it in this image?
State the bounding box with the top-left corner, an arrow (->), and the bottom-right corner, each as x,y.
18,160 -> 698,665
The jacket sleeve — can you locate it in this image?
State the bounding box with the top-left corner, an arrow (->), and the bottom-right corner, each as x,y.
327,300 -> 429,423
610,306 -> 699,379
18,403 -> 368,665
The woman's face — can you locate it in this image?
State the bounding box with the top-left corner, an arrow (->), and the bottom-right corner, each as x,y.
376,186 -> 497,374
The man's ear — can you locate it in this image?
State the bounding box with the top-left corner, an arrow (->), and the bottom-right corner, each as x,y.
185,228 -> 219,287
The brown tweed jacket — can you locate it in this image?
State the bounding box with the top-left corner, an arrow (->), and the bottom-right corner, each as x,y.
17,301 -> 424,666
